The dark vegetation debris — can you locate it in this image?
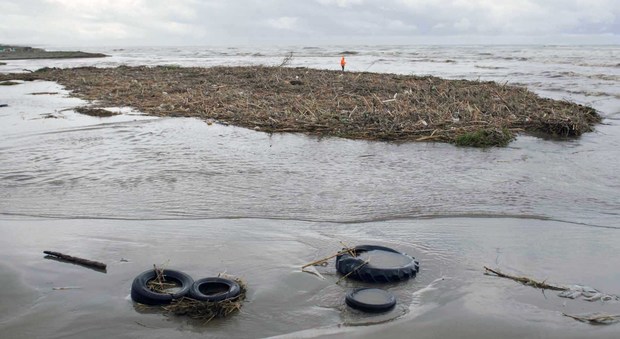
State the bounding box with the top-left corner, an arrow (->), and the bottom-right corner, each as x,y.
0,65 -> 601,146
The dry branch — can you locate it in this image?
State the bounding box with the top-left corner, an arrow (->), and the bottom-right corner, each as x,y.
484,266 -> 565,291
301,243 -> 356,270
301,251 -> 346,269
336,260 -> 368,285
43,250 -> 107,271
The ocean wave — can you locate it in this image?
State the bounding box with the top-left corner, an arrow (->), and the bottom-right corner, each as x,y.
577,62 -> 620,68
499,56 -> 529,61
411,58 -> 457,63
541,71 -> 579,78
474,65 -> 507,70
566,89 -> 618,98
539,71 -> 619,83
587,74 -> 620,82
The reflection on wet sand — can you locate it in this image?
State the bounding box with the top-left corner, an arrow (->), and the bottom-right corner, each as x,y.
1,217 -> 620,338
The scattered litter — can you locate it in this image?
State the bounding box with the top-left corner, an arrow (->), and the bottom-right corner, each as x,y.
485,266 -> 620,325
29,92 -> 59,95
301,265 -> 325,280
40,113 -> 61,119
484,266 -> 619,302
132,266 -> 246,322
558,285 -> 618,302
345,288 -> 396,313
336,245 -> 419,283
563,313 -> 620,325
52,286 -> 82,291
164,277 -> 246,321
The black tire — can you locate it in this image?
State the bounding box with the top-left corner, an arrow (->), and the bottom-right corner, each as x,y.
345,288 -> 396,313
336,245 -> 420,283
130,269 -> 194,305
189,277 -> 241,302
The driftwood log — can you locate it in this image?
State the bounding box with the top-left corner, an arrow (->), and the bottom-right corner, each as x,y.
43,251 -> 107,271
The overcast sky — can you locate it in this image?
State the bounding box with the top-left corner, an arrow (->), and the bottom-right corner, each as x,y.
1,0 -> 618,46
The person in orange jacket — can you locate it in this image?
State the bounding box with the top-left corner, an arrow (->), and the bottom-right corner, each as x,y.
340,56 -> 346,71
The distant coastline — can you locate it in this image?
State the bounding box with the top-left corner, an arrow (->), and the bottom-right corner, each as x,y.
0,45 -> 106,60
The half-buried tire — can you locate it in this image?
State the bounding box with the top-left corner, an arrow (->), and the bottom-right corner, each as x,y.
345,288 -> 396,313
336,245 -> 420,283
131,269 -> 194,305
189,277 -> 241,302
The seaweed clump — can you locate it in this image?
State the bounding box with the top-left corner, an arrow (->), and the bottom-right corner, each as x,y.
0,65 -> 602,147
75,106 -> 120,117
455,128 -> 514,147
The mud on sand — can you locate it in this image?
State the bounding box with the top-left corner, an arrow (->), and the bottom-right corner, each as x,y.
0,65 -> 601,146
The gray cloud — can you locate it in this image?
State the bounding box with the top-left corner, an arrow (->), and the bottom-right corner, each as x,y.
0,0 -> 618,45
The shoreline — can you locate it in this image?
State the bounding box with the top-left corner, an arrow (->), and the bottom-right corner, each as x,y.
0,65 -> 601,146
0,45 -> 106,61
1,216 -> 619,339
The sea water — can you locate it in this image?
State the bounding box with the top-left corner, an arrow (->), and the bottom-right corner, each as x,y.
1,45 -> 619,338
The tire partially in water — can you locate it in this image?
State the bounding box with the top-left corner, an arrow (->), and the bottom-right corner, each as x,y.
336,245 -> 420,283
189,277 -> 241,302
345,288 -> 396,313
130,269 -> 194,305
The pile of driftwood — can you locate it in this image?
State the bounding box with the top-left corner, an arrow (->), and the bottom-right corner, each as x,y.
1,65 -> 600,146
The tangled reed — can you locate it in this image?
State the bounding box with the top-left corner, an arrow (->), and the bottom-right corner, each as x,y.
1,65 -> 601,146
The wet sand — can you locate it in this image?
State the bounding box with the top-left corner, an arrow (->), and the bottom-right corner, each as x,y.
1,217 -> 620,339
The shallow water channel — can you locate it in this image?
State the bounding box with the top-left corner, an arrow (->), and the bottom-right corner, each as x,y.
1,78 -> 620,338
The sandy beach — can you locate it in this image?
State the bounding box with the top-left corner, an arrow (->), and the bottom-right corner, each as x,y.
2,216 -> 620,339
1,45 -> 619,338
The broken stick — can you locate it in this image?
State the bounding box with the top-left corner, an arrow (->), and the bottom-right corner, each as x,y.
483,266 -> 565,291
43,251 -> 107,271
301,244 -> 357,270
301,251 -> 346,269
